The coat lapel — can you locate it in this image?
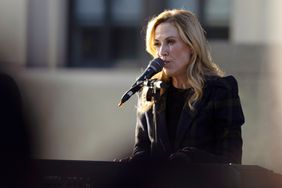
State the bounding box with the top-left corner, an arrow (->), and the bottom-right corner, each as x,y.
173,104 -> 198,150
154,92 -> 172,153
174,83 -> 213,149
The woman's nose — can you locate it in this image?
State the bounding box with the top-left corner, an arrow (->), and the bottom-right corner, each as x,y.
158,44 -> 169,58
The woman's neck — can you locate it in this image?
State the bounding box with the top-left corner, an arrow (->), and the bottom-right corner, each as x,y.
171,77 -> 190,89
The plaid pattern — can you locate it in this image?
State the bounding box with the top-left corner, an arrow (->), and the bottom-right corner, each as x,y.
133,76 -> 245,164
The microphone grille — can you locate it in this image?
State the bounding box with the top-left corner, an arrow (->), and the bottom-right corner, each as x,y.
149,58 -> 165,72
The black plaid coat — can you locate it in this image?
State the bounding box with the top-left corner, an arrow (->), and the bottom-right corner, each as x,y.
133,75 -> 245,164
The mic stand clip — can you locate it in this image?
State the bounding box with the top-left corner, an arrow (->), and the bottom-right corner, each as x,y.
143,79 -> 167,102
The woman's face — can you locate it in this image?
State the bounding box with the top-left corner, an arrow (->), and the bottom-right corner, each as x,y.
154,22 -> 192,80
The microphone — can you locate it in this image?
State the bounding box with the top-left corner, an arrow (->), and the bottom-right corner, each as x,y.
118,58 -> 164,107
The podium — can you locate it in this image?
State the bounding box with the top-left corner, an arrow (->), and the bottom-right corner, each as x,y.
28,160 -> 282,188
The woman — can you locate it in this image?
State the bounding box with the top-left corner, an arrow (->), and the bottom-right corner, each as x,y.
130,9 -> 244,164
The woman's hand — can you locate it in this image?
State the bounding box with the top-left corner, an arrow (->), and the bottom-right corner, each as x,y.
169,150 -> 192,164
113,156 -> 132,162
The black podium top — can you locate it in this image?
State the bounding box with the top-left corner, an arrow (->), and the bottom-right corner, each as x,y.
26,159 -> 282,188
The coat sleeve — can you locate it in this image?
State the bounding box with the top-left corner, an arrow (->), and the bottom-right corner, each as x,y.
175,76 -> 244,164
131,91 -> 152,160
212,76 -> 244,163
131,110 -> 151,160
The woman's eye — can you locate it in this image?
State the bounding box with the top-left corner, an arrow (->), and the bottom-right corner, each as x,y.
153,42 -> 160,48
167,40 -> 175,45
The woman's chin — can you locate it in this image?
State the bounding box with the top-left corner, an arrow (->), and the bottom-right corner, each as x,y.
163,69 -> 174,77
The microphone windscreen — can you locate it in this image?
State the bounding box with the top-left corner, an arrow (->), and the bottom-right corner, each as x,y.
149,58 -> 165,72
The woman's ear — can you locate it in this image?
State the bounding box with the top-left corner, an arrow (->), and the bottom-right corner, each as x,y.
189,49 -> 194,57
187,45 -> 194,55
190,46 -> 194,54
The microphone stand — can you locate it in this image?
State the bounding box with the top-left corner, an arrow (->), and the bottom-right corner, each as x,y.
118,78 -> 168,155
118,79 -> 167,107
143,79 -> 168,149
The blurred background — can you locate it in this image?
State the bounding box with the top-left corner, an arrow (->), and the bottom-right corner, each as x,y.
0,0 -> 281,174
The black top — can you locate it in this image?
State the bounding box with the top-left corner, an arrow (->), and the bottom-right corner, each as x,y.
166,85 -> 192,148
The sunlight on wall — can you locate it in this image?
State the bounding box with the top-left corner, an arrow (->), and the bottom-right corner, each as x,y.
265,0 -> 282,173
256,2 -> 282,172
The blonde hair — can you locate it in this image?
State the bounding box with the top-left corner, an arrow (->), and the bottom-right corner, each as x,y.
139,9 -> 224,112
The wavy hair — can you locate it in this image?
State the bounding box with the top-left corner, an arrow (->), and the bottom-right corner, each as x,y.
139,9 -> 224,112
